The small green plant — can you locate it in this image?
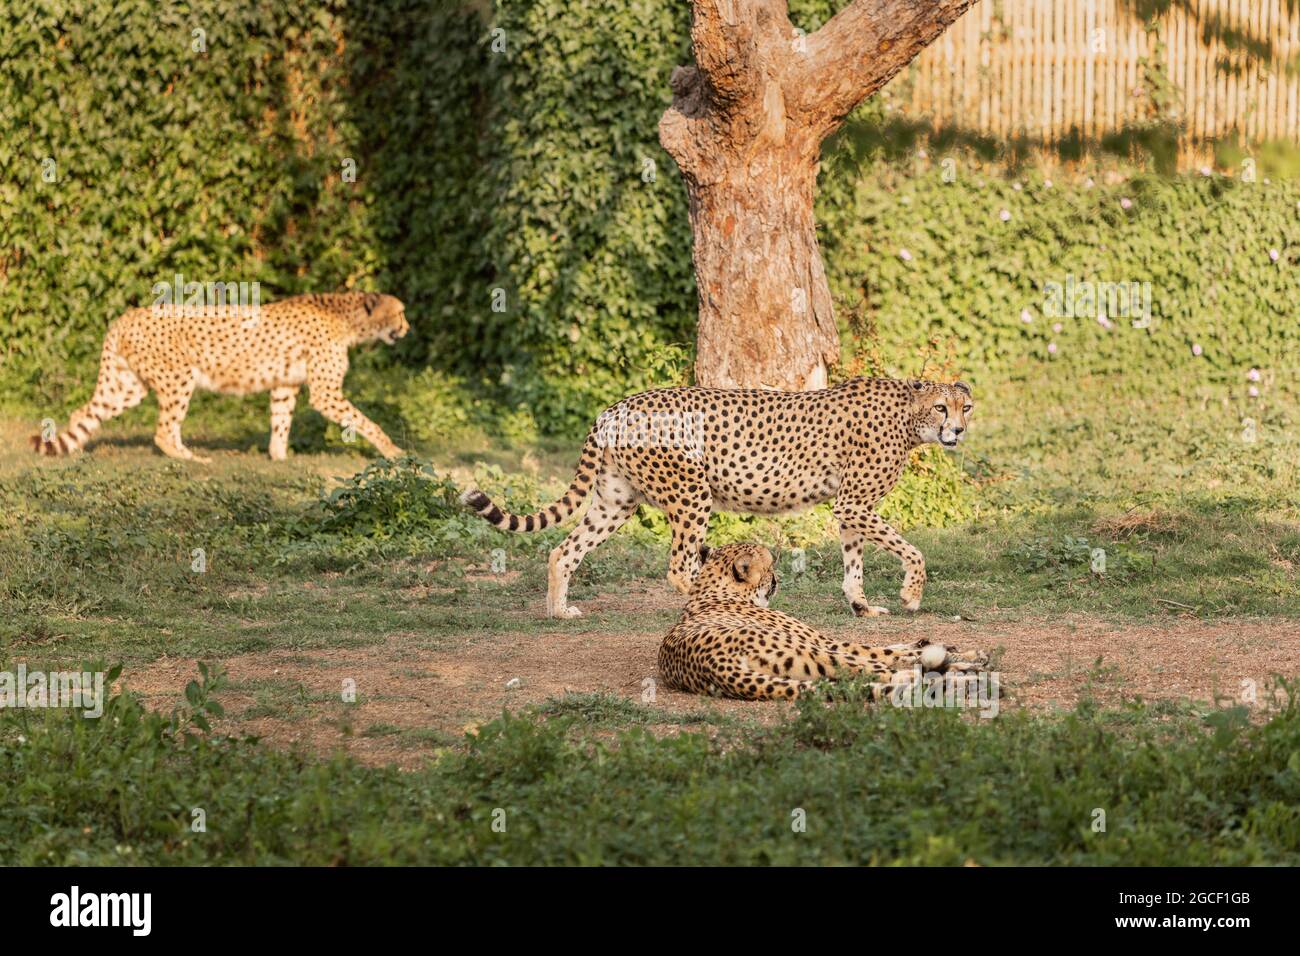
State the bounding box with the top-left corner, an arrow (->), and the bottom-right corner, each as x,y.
311,457 -> 462,538
1008,534 -> 1145,581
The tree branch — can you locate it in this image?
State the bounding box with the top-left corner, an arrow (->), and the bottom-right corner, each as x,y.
662,1 -> 797,181
688,0 -> 764,109
794,0 -> 979,140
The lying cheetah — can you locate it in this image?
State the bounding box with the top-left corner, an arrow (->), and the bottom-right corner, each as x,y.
659,543 -> 987,700
461,377 -> 973,618
31,292 -> 408,463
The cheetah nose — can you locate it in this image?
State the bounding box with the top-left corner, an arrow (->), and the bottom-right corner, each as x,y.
953,426 -> 965,435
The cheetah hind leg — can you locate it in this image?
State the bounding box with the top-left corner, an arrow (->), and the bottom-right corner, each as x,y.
718,665 -> 817,701
546,480 -> 639,618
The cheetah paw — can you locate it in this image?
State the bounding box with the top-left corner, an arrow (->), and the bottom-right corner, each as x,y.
550,605 -> 583,620
900,596 -> 921,613
944,649 -> 989,672
852,602 -> 890,617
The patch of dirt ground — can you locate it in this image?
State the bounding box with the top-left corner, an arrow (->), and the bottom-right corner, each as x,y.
123,585 -> 1300,768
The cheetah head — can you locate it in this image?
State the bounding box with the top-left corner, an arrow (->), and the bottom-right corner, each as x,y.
909,380 -> 974,449
349,293 -> 409,345
691,543 -> 778,607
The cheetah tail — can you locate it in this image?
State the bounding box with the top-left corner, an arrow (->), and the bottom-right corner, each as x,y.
30,332 -> 128,457
458,425 -> 603,533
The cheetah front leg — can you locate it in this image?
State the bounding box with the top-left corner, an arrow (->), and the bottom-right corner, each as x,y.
664,495 -> 712,595
306,362 -> 402,458
268,386 -> 299,461
834,504 -> 926,613
837,527 -> 891,617
153,372 -> 210,463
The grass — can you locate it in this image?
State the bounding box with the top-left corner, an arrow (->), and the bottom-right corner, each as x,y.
2,666 -> 1297,865
1,369 -> 1298,864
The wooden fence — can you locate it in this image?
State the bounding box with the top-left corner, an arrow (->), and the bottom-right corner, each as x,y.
900,0 -> 1300,152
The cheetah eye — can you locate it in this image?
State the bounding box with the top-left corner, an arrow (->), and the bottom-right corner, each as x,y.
963,405 -> 972,414
934,404 -> 946,414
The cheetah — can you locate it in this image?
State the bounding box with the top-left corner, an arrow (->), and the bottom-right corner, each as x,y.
31,292 -> 408,463
659,543 -> 987,700
460,377 -> 973,619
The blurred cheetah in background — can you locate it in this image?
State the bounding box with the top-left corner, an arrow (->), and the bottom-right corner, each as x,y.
32,292 -> 408,463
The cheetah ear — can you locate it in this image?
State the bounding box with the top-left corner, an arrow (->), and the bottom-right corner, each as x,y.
910,379 -> 926,391
698,544 -> 712,564
732,556 -> 751,584
953,381 -> 972,397
733,548 -> 772,586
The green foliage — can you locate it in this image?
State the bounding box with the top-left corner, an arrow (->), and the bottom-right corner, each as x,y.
310,456 -> 462,537
878,445 -> 973,530
1008,534 -> 1147,584
824,160 -> 1300,389
3,668 -> 1298,865
8,0 -> 1297,443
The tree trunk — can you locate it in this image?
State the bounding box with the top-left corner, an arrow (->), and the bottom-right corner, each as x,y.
689,154 -> 835,390
660,0 -> 979,390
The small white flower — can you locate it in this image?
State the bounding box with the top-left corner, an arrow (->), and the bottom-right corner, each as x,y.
999,209 -> 1011,222
1200,166 -> 1212,177
1120,197 -> 1132,209
1047,342 -> 1058,355
1248,368 -> 1261,382
1248,385 -> 1260,397
1020,308 -> 1034,324
1192,343 -> 1203,356
898,248 -> 913,261
1269,248 -> 1280,262
1052,322 -> 1063,333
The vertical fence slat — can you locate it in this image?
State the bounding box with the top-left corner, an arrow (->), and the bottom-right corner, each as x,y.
899,0 -> 1300,164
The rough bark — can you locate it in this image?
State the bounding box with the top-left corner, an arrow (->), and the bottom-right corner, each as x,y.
660,0 -> 979,389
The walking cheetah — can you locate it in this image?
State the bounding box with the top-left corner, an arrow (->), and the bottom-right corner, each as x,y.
31,292 -> 408,463
659,543 -> 987,700
460,377 -> 973,618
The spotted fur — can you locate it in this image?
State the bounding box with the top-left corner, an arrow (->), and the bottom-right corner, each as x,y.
460,377 -> 974,619
31,292 -> 408,462
659,543 -> 986,700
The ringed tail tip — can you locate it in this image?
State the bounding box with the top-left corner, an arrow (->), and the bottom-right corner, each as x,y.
459,486 -> 490,510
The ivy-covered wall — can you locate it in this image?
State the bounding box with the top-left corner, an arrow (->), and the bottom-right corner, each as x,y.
4,1 -> 1297,435
826,162 -> 1300,393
